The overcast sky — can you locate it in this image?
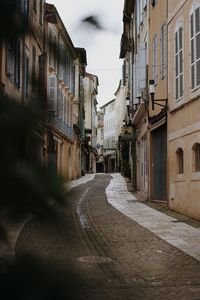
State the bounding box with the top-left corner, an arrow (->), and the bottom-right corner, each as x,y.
47,0 -> 124,107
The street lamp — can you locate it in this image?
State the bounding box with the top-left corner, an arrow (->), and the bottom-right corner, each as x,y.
149,80 -> 167,110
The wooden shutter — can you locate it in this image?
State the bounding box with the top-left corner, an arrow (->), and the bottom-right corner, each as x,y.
7,41 -> 14,83
48,74 -> 57,112
139,42 -> 146,90
63,96 -> 66,123
15,40 -> 21,88
152,35 -> 158,84
191,13 -> 195,89
175,26 -> 183,101
195,7 -> 200,87
57,88 -> 62,118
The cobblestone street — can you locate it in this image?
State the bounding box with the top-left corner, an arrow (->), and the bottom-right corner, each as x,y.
16,174 -> 200,299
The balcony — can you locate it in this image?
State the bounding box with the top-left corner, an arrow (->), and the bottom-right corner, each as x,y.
48,114 -> 74,140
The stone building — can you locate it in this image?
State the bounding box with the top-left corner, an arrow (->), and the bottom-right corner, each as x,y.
168,0 -> 200,219
96,111 -> 104,173
101,99 -> 117,173
148,0 -> 168,202
0,0 -> 46,161
120,0 -> 149,197
83,73 -> 99,173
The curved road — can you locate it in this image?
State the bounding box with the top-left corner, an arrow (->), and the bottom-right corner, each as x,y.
15,174 -> 200,299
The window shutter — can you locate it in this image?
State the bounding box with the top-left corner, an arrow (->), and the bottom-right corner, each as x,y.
63,96 -> 66,123
57,88 -> 63,119
24,49 -> 29,97
175,27 -> 183,101
67,99 -> 70,125
66,53 -> 70,87
191,7 -> 200,90
139,42 -> 146,90
195,7 -> 200,87
191,13 -> 195,89
195,7 -> 200,34
48,74 -> 57,112
15,40 -> 21,88
153,35 -> 157,84
7,41 -> 14,83
136,53 -> 141,98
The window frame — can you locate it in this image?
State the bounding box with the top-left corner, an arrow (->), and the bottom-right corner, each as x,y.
190,3 -> 200,92
174,24 -> 184,102
161,23 -> 167,79
176,147 -> 184,174
152,34 -> 158,85
192,142 -> 200,172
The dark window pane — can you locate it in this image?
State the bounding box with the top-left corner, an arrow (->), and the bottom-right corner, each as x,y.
191,64 -> 195,89
196,33 -> 200,59
196,59 -> 200,86
195,7 -> 200,34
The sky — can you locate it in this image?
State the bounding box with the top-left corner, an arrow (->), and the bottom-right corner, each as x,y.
47,0 -> 124,107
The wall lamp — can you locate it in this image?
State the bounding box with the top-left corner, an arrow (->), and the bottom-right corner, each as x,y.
149,80 -> 167,110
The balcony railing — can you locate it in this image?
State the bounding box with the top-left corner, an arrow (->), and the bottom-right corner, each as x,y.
48,114 -> 74,140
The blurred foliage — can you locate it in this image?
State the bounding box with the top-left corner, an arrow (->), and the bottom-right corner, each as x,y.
0,96 -> 66,224
0,1 -> 85,298
0,253 -> 83,300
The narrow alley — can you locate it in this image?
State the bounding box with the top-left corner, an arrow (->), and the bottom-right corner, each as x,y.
15,174 -> 200,300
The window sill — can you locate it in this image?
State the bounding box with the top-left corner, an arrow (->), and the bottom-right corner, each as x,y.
189,87 -> 200,102
191,171 -> 200,181
175,174 -> 185,182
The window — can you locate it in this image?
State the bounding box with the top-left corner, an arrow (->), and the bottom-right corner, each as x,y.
32,46 -> 36,96
7,39 -> 21,88
24,48 -> 29,97
33,0 -> 37,13
161,24 -> 167,79
152,35 -> 158,84
136,0 -> 141,30
39,0 -> 43,27
193,143 -> 200,172
57,88 -> 63,120
190,5 -> 200,90
176,148 -> 184,174
101,128 -> 104,139
48,74 -> 57,113
175,26 -> 183,100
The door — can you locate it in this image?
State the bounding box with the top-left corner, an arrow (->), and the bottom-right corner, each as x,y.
152,124 -> 167,201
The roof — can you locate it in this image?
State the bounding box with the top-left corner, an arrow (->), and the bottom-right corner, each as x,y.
100,98 -> 116,109
76,48 -> 87,65
46,3 -> 77,59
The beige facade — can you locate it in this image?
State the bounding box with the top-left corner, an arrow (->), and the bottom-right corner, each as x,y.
148,0 -> 168,202
0,0 -> 46,163
168,0 -> 200,219
45,4 -> 83,181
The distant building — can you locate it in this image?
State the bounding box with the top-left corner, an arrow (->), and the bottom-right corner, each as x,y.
101,99 -> 116,173
83,73 -> 99,173
96,111 -> 104,173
